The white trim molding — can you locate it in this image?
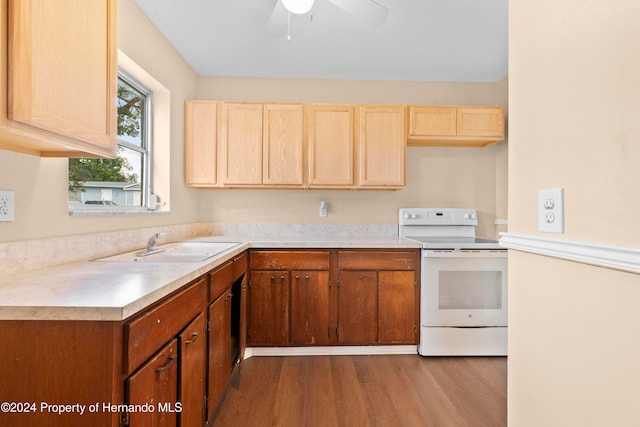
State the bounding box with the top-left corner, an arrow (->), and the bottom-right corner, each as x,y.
500,232 -> 640,274
245,345 -> 417,358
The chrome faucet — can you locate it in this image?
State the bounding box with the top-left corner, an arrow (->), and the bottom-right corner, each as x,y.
136,232 -> 167,256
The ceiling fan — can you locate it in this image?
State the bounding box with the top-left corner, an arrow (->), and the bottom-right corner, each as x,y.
268,0 -> 389,39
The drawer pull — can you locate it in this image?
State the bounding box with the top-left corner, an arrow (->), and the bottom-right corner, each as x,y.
359,275 -> 372,280
185,332 -> 199,345
156,354 -> 177,372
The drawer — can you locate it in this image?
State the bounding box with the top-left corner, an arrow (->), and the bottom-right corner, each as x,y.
125,277 -> 207,375
338,250 -> 419,270
210,261 -> 233,302
233,251 -> 248,281
250,250 -> 330,270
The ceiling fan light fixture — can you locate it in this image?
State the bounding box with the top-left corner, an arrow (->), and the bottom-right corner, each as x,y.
281,0 -> 315,15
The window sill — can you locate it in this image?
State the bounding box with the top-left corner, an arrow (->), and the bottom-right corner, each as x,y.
69,207 -> 170,216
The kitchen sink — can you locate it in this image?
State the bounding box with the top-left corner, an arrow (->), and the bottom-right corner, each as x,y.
94,241 -> 241,262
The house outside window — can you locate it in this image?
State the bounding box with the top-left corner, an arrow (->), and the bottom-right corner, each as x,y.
68,72 -> 153,212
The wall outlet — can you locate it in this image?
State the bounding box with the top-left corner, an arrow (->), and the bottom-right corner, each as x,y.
538,188 -> 564,233
319,201 -> 328,217
0,190 -> 15,222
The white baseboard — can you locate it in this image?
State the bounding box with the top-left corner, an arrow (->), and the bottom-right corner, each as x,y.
244,345 -> 418,358
499,232 -> 640,274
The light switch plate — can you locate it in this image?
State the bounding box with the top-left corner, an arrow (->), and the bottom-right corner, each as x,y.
0,190 -> 15,222
538,188 -> 564,233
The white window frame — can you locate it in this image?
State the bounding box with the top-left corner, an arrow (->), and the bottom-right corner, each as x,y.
69,51 -> 170,216
116,70 -> 153,210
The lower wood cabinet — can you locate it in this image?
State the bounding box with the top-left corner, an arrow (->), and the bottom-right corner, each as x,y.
208,288 -> 232,416
337,251 -> 419,345
248,270 -> 290,345
128,312 -> 207,427
206,253 -> 248,423
0,250 -> 249,427
290,271 -> 331,345
336,270 -> 378,344
123,278 -> 207,427
180,313 -> 207,427
127,339 -> 180,427
247,249 -> 419,347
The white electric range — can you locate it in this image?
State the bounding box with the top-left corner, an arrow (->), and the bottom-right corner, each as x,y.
399,208 -> 508,356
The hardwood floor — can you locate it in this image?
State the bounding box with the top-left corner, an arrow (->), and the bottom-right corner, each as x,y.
211,355 -> 507,427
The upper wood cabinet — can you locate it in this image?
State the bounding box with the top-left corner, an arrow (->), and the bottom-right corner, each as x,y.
221,103 -> 264,185
306,104 -> 354,187
408,106 -> 505,147
184,101 -> 218,186
0,0 -> 118,157
408,106 -> 457,136
263,104 -> 304,185
219,102 -> 304,187
357,105 -> 406,188
456,107 -> 505,137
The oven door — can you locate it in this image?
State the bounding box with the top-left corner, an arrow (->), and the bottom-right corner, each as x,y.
422,250 -> 507,327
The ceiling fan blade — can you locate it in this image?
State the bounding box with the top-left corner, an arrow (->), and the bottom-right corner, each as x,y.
266,0 -> 288,37
327,0 -> 389,27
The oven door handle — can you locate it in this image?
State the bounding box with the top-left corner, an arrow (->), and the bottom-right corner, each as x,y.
423,250 -> 507,258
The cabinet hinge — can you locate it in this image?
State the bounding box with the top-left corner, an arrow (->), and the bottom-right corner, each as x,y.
328,327 -> 331,337
248,279 -> 251,288
328,279 -> 331,288
120,411 -> 130,426
207,319 -> 210,333
247,328 -> 251,338
336,327 -> 339,336
337,278 -> 340,288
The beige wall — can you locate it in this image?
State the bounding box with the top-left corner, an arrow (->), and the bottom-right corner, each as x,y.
0,1 -> 508,244
196,77 -> 508,238
0,0 -> 201,242
509,0 -> 640,425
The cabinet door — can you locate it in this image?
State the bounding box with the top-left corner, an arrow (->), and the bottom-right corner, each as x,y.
5,0 -> 117,156
127,339 -> 179,427
180,313 -> 206,427
290,271 -> 330,345
207,289 -> 232,420
221,103 -> 263,184
357,105 -> 406,187
457,107 -> 505,137
263,104 -> 303,185
185,101 -> 218,186
307,104 -> 354,187
408,106 -> 457,136
378,271 -> 417,344
337,271 -> 377,344
248,271 -> 289,345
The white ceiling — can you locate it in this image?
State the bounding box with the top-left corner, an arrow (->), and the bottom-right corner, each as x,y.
134,0 -> 508,83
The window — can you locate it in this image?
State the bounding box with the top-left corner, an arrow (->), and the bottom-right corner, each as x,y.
68,72 -> 153,212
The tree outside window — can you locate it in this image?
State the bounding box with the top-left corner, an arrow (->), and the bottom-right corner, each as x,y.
69,75 -> 151,209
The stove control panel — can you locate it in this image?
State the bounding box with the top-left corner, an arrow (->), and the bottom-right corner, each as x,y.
399,208 -> 478,226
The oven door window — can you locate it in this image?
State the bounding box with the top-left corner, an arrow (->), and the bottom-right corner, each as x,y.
439,271 -> 502,310
422,256 -> 507,327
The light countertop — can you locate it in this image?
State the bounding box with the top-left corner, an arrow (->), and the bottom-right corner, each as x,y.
0,236 -> 421,322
